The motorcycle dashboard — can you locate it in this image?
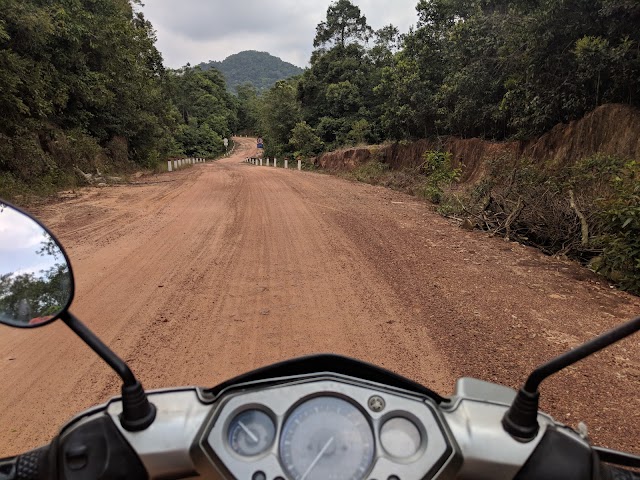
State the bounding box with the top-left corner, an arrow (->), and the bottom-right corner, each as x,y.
196,375 -> 456,480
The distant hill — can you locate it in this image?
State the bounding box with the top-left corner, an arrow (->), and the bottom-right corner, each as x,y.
199,51 -> 304,93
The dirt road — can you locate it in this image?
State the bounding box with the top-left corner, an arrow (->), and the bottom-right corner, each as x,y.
0,137 -> 638,457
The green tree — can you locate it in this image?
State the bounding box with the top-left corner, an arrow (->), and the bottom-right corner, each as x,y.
313,0 -> 373,49
258,78 -> 302,157
167,66 -> 238,157
236,83 -> 260,134
289,121 -> 324,158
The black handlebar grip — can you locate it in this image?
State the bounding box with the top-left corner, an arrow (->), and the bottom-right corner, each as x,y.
602,465 -> 640,480
15,447 -> 50,480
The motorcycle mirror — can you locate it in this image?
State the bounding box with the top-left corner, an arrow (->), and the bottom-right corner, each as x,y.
0,202 -> 74,328
0,200 -> 156,431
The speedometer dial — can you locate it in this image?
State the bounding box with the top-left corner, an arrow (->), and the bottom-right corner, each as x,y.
279,396 -> 374,480
228,410 -> 275,457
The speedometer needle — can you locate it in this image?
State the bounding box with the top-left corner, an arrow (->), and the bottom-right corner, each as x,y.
238,421 -> 259,443
300,436 -> 334,480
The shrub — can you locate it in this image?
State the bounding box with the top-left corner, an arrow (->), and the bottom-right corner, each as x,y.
349,161 -> 389,184
417,150 -> 461,203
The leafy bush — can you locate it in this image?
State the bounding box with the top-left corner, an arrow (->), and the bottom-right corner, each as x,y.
579,158 -> 640,292
289,121 -> 324,159
417,150 -> 461,203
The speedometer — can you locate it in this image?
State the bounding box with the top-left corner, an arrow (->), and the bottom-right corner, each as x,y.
279,396 -> 374,480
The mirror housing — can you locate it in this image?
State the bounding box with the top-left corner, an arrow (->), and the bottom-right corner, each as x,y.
0,201 -> 74,328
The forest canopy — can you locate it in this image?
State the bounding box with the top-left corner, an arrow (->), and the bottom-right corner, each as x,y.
0,0 -> 239,199
2,0 -> 640,199
253,0 -> 640,159
198,51 -> 304,93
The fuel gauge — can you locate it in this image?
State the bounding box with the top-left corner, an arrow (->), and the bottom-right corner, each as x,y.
227,410 -> 276,457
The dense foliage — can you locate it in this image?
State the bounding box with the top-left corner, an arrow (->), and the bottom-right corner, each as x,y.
167,66 -> 238,158
0,264 -> 70,323
254,0 -> 640,157
0,0 -> 238,199
199,51 -> 303,93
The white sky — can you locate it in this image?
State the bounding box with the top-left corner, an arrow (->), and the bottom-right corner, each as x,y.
139,0 -> 420,68
0,207 -> 60,276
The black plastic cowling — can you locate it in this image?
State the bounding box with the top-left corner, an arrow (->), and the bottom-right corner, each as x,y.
59,416 -> 147,480
600,466 -> 640,480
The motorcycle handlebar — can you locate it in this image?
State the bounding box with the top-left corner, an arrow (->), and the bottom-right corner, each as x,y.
601,465 -> 640,480
0,446 -> 51,480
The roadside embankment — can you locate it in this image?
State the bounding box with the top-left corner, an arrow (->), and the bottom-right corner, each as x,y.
316,103 -> 640,180
314,103 -> 640,294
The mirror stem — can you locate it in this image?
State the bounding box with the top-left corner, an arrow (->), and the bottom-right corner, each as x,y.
60,311 -> 156,431
61,311 -> 136,386
503,316 -> 640,441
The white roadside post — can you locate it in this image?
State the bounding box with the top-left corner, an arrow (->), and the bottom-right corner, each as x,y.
284,159 -> 288,169
266,158 -> 270,166
298,160 -> 302,171
168,161 -> 172,172
260,158 -> 263,166
274,157 -> 277,168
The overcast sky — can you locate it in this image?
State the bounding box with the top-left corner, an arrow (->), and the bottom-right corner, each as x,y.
0,207 -> 59,276
139,1 -> 420,69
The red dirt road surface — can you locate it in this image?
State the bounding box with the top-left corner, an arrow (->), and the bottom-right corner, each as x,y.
0,137 -> 638,456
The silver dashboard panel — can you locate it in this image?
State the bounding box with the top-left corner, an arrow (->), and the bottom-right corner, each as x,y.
108,388 -> 212,479
443,378 -> 556,480
196,377 -> 458,480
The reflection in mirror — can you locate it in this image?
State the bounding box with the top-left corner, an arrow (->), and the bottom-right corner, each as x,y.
0,203 -> 72,327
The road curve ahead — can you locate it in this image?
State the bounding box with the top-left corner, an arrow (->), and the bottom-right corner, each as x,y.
0,137 -> 638,456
